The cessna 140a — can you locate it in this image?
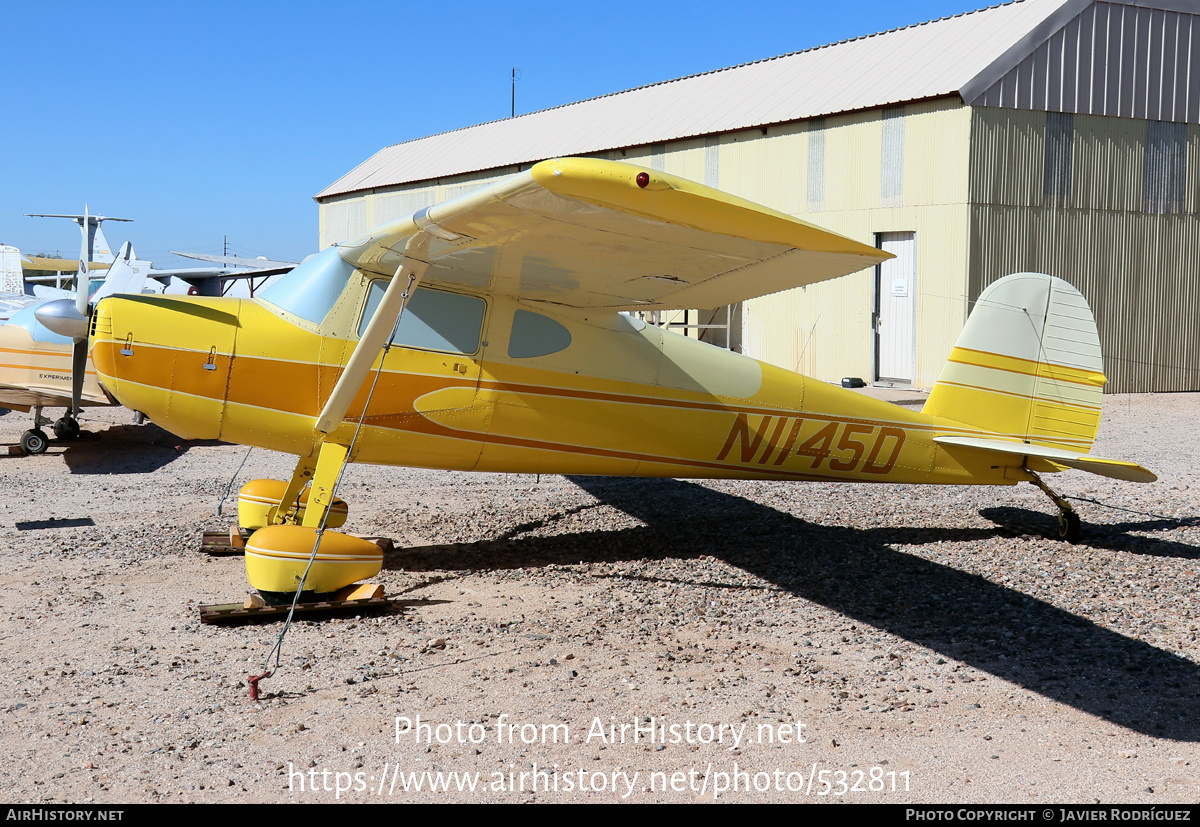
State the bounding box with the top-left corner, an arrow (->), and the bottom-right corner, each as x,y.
45,158 -> 1154,603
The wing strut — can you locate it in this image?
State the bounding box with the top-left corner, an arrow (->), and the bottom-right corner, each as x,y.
249,232 -> 432,699
264,230 -> 432,533
314,233 -> 430,435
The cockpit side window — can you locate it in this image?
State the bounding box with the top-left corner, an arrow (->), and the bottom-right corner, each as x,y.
259,247 -> 356,325
358,281 -> 485,355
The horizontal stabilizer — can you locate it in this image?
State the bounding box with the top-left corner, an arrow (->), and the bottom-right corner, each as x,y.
934,435 -> 1157,483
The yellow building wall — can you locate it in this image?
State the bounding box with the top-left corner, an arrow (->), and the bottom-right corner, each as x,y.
318,98 -> 974,390
738,99 -> 973,390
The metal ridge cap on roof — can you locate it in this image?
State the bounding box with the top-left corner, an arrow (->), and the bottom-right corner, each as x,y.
345,0 -> 1030,156
315,90 -> 969,202
315,0 -> 1047,200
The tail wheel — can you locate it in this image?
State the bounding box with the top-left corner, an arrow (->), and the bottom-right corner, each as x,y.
21,429 -> 50,455
1057,510 -> 1081,543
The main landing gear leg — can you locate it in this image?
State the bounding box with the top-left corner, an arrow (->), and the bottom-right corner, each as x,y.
1027,470 -> 1081,543
300,440 -> 351,529
242,439 -> 378,601
231,451 -> 349,538
269,456 -> 317,526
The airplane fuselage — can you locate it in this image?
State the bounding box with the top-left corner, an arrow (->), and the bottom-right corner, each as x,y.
89,279 -> 1019,488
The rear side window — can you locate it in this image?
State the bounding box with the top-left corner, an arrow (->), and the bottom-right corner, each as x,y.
509,309 -> 571,358
359,282 -> 485,354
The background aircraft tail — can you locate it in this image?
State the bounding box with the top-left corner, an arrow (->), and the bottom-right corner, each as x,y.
25,209 -> 132,265
924,272 -> 1107,454
91,242 -> 148,300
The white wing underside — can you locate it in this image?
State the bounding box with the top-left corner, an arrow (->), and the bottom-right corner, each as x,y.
334,159 -> 889,311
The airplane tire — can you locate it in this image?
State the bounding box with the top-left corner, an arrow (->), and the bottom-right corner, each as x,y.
21,429 -> 50,455
1057,510 -> 1081,543
52,418 -> 81,440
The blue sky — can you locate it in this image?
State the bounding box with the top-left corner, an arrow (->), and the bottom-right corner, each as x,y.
2,0 -> 992,266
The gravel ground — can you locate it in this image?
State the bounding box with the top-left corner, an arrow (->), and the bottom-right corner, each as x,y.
0,393 -> 1196,804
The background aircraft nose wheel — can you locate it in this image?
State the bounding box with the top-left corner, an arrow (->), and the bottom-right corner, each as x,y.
20,429 -> 50,455
1057,509 -> 1082,543
52,417 -> 81,440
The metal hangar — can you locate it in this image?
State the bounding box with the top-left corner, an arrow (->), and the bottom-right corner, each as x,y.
316,0 -> 1200,393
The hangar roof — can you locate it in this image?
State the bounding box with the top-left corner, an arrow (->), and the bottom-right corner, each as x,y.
318,0 -> 1198,199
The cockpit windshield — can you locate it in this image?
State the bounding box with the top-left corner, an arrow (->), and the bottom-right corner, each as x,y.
258,246 -> 355,325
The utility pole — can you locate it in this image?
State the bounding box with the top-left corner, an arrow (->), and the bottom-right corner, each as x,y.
511,67 -> 521,117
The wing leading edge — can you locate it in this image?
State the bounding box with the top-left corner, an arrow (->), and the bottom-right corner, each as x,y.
335,157 -> 890,310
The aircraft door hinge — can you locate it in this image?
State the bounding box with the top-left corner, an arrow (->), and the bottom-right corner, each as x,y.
120,333 -> 134,356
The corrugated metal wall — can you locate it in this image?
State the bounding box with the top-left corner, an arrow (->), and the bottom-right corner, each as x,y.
319,197 -> 366,249
968,106 -> 1200,393
970,2 -> 1200,124
317,166 -> 523,249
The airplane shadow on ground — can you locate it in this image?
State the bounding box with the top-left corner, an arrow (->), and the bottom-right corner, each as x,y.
386,476 -> 1200,742
981,506 -> 1200,560
59,424 -> 219,475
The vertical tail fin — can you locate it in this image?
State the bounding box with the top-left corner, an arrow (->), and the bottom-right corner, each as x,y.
91,242 -> 147,300
924,272 -> 1107,453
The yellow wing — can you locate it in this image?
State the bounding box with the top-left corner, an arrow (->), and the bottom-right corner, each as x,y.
335,157 -> 889,310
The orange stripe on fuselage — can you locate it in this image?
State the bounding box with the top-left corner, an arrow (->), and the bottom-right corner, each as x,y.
94,340 -> 1026,483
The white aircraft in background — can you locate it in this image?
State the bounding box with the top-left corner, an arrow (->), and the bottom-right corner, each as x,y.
19,211 -> 296,298
0,210 -> 297,452
1,212 -> 131,321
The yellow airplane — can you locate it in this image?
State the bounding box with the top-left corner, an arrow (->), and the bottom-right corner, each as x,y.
59,158 -> 1153,604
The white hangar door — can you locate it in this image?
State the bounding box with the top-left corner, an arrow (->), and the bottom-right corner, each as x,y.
874,232 -> 916,385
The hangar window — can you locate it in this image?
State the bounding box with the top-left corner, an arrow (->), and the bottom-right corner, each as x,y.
358,281 -> 485,354
1144,120 -> 1187,215
508,309 -> 571,358
1043,112 -> 1073,208
259,246 -> 355,325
